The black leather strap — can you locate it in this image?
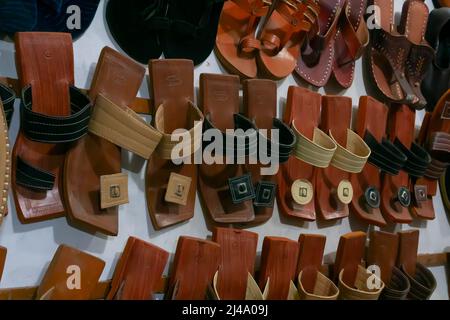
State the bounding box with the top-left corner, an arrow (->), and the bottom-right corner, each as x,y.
21,85 -> 92,143
364,131 -> 408,175
380,266 -> 410,300
0,83 -> 16,127
394,139 -> 432,178
16,157 -> 55,191
402,263 -> 437,300
258,118 -> 296,164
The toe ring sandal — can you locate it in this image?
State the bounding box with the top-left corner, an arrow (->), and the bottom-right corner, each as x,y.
0,83 -> 16,127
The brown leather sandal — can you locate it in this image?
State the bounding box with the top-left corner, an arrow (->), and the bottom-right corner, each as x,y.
411,90 -> 450,219
296,234 -> 339,300
211,227 -> 258,300
397,230 -> 437,300
332,0 -> 369,88
0,246 -> 6,283
36,245 -> 105,300
64,47 -> 149,236
277,87 -> 336,221
316,95 -> 370,220
258,236 -> 299,300
106,237 -> 169,300
365,0 -> 419,105
349,96 -> 388,226
146,59 -> 204,230
333,231 -> 384,300
258,0 -> 320,79
215,0 -> 272,78
12,33 -> 92,224
296,0 -> 344,87
166,236 -> 220,300
198,74 -> 256,224
367,231 -> 410,300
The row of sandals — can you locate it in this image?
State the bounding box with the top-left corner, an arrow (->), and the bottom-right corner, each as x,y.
0,32 -> 449,235
0,228 -> 436,300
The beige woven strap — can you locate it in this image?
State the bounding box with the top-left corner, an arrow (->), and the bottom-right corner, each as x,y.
0,104 -> 9,223
292,120 -> 337,168
329,129 -> 371,173
297,271 -> 339,300
338,265 -> 384,300
88,94 -> 162,159
154,101 -> 204,161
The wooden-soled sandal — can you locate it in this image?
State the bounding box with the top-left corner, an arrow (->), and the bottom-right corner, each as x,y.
258,0 -> 320,79
64,47 -> 151,236
107,237 -> 169,300
316,95 -> 370,220
198,74 -> 256,224
411,90 -> 450,219
277,87 -> 336,221
211,227 -> 258,300
146,59 -> 204,230
0,246 -> 6,283
349,96 -> 388,226
36,245 -> 105,300
215,0 -> 272,78
334,231 -> 384,300
258,236 -> 299,300
12,32 -> 92,224
397,230 -> 437,300
332,0 -> 369,88
367,231 -> 410,300
167,236 -> 220,300
296,0 -> 345,87
296,234 -> 339,300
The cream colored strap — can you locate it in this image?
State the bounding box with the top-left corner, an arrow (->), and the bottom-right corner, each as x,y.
297,270 -> 339,300
292,120 -> 337,168
330,129 -> 371,173
0,104 -> 9,223
338,265 -> 384,300
154,101 -> 204,161
88,94 -> 162,159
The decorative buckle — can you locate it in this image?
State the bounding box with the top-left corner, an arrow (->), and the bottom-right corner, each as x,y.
100,173 -> 129,209
228,174 -> 256,204
291,179 -> 313,205
254,181 -> 276,208
396,187 -> 411,207
441,101 -> 450,120
165,173 -> 192,206
364,186 -> 380,209
414,185 -> 427,203
336,180 -> 353,205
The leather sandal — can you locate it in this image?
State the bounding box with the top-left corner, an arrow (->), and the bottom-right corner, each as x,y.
296,0 -> 345,87
64,47 -> 155,235
12,32 -> 92,224
258,236 -> 299,300
397,0 -> 435,110
0,83 -> 16,128
0,246 -> 6,283
367,231 -> 410,300
161,0 -> 225,65
397,230 -> 437,300
365,0 -> 419,106
333,231 -> 384,300
296,234 -> 339,300
410,90 -> 450,219
166,236 -> 221,300
332,0 -> 369,88
258,0 -> 320,80
422,8 -> 450,111
349,96 -> 389,226
107,237 -> 169,300
316,95 -> 371,220
243,79 -> 295,225
36,245 -> 105,300
440,168 -> 450,212
277,87 -> 336,221
211,227 -> 258,300
146,59 -> 204,230
215,0 -> 272,78
198,74 -> 256,224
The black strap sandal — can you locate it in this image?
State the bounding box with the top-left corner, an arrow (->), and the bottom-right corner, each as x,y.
0,83 -> 16,127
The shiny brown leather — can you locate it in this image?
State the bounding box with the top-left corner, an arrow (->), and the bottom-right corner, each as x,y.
0,246 -> 6,283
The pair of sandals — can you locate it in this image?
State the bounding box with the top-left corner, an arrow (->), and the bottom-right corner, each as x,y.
107,0 -> 225,65
215,0 -> 320,79
296,0 -> 369,88
198,75 -> 295,226
366,0 -> 435,110
277,87 -> 371,222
